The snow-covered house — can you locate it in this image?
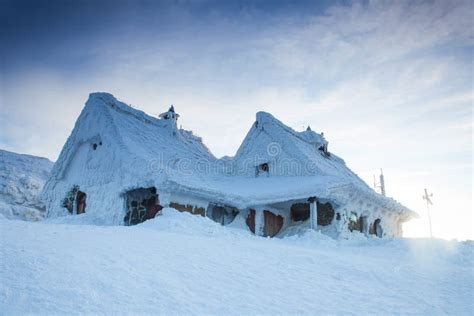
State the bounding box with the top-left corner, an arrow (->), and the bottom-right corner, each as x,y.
42,93 -> 417,238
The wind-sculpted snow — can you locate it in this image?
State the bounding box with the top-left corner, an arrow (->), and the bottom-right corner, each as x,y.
0,149 -> 53,220
1,210 -> 472,314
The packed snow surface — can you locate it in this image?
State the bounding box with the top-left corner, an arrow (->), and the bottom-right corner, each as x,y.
0,149 -> 53,221
1,209 -> 472,315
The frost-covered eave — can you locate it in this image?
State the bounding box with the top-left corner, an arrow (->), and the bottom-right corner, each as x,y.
162,173 -> 416,220
330,183 -> 418,220
163,177 -> 351,210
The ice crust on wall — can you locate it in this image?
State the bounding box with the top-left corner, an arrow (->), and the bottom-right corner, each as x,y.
0,149 -> 53,220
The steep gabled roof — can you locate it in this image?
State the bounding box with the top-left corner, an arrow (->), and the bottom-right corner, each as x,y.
46,93 -> 215,185
234,112 -> 369,185
99,93 -> 215,162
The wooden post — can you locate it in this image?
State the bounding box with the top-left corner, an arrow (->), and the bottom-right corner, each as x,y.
361,216 -> 369,236
73,191 -> 78,215
255,208 -> 264,236
308,197 -> 317,230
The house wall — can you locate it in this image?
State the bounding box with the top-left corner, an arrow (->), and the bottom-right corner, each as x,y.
44,127 -> 140,224
334,199 -> 404,238
163,193 -> 209,217
43,136 -> 403,234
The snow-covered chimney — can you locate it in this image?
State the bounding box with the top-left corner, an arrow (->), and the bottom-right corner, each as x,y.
159,105 -> 180,135
159,105 -> 180,122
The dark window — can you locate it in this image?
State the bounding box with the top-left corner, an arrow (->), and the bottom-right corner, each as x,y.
260,163 -> 269,172
291,203 -> 310,222
256,163 -> 270,177
207,204 -> 238,225
317,201 -> 335,226
318,144 -> 330,157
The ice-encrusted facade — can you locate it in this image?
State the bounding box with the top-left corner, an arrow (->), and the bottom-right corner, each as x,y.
42,92 -> 417,238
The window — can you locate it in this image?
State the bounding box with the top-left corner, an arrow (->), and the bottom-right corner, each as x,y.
290,203 -> 310,222
206,203 -> 238,225
256,163 -> 269,176
317,201 -> 335,226
318,143 -> 330,157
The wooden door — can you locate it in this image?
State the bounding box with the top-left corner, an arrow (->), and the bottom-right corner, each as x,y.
76,191 -> 86,214
246,209 -> 256,233
263,210 -> 283,237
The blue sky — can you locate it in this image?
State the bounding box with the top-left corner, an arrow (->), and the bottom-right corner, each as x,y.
1,0 -> 472,239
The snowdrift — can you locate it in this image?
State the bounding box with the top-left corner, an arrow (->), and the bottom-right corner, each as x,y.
0,149 -> 53,221
1,209 -> 472,315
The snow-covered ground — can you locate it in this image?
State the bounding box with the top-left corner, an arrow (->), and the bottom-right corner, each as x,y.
0,149 -> 53,221
1,209 -> 472,315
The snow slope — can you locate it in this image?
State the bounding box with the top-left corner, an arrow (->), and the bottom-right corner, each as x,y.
1,209 -> 472,315
0,149 -> 53,221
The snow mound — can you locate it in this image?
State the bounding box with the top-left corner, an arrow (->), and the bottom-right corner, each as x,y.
130,207 -> 254,239
1,218 -> 472,314
0,149 -> 53,221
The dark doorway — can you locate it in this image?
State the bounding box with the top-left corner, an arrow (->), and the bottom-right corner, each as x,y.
124,187 -> 162,226
246,209 -> 256,233
263,210 -> 284,237
76,191 -> 86,214
290,203 -> 310,222
374,219 -> 382,238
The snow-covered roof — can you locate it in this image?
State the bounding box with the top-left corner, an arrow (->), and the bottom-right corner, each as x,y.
95,93 -> 213,161
47,93 -> 215,185
164,174 -> 414,221
234,111 -> 369,184
45,92 -> 416,221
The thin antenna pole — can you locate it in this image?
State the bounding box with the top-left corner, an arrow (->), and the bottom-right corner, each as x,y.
380,168 -> 386,196
423,188 -> 433,238
374,169 -> 386,196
